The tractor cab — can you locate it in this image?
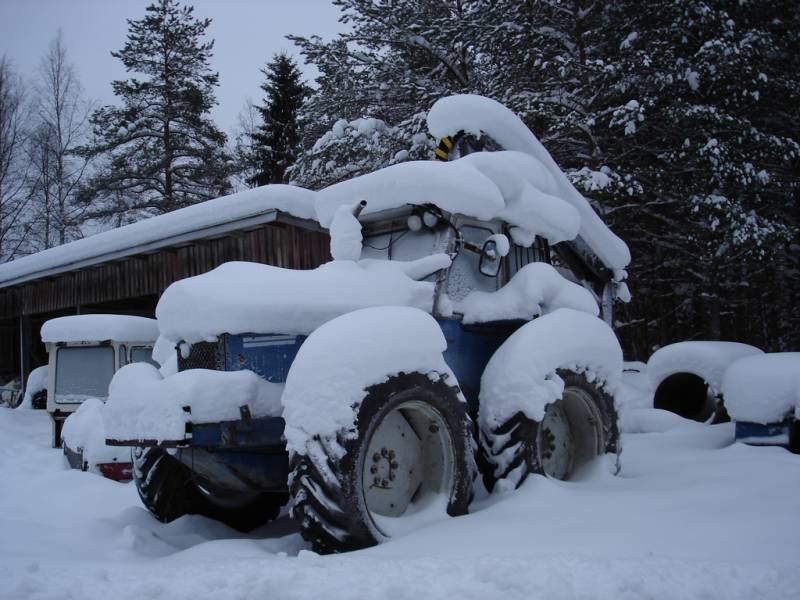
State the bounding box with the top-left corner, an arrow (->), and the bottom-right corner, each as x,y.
42,314 -> 158,448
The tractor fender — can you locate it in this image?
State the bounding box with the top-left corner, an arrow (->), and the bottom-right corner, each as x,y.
478,308 -> 623,433
281,306 -> 466,460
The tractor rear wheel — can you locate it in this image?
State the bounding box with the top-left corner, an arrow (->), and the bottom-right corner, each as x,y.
133,446 -> 283,531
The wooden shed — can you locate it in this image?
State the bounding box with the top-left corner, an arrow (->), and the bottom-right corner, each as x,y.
0,188 -> 331,389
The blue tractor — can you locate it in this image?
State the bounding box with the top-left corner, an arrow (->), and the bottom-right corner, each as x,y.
106,95 -> 630,553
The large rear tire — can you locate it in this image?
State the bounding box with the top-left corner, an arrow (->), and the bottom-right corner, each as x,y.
133,447 -> 283,531
290,372 -> 473,554
480,370 -> 619,491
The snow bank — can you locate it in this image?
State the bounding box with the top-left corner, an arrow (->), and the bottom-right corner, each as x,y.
282,306 -> 458,456
157,260 -> 441,344
647,341 -> 763,394
41,315 -> 158,344
479,309 -> 622,429
61,398 -> 130,468
427,94 -> 630,270
18,366 -> 48,410
3,400 -> 800,600
722,353 -> 800,424
620,408 -> 689,434
0,185 -> 315,287
104,363 -> 283,442
455,262 -> 599,323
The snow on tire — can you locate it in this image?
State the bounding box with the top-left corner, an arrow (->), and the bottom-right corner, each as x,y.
480,369 -> 619,491
289,372 -> 473,554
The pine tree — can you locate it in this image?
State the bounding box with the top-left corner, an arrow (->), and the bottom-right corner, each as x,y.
247,54 -> 307,187
82,0 -> 230,222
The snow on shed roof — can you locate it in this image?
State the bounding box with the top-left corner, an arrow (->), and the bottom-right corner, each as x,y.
0,185 -> 316,288
427,94 -> 631,271
41,314 -> 159,343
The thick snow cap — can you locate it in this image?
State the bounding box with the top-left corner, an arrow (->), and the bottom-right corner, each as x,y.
722,353 -> 800,424
156,259 -> 447,344
281,306 -> 457,456
479,308 -> 622,429
454,262 -> 599,323
427,94 -> 631,271
104,362 -> 283,442
316,152 -> 581,245
647,341 -> 763,395
41,314 -> 159,344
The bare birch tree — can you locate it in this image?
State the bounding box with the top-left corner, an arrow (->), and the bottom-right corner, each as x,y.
0,56 -> 31,262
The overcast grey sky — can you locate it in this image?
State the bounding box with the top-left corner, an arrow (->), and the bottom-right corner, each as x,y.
0,0 -> 345,133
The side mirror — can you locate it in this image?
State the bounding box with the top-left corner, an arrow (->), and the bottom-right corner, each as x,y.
479,239 -> 502,277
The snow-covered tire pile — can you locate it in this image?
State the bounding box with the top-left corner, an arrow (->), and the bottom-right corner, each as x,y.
289,372 -> 473,554
480,369 -> 619,490
647,341 -> 763,423
133,447 -> 282,531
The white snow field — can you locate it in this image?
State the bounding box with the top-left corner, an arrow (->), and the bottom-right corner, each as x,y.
2,394 -> 799,600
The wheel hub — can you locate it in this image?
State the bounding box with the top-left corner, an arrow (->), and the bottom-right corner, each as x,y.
361,400 -> 454,524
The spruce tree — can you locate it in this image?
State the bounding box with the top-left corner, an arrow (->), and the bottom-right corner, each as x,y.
248,54 -> 307,186
83,0 -> 229,221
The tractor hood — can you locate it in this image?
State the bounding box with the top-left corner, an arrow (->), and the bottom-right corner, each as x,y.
156,256 -> 452,344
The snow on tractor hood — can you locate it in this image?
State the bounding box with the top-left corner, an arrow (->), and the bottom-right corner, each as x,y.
427,94 -> 631,271
41,314 -> 159,344
156,256 -> 452,344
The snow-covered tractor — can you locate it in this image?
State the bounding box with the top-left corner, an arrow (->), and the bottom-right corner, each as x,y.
105,95 -> 632,553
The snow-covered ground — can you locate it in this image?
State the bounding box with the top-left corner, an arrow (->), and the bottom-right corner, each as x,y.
2,395 -> 799,600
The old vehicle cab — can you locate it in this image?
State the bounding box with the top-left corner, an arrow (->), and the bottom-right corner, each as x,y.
42,314 -> 158,448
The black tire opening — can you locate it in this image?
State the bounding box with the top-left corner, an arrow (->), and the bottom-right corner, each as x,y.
653,372 -> 714,422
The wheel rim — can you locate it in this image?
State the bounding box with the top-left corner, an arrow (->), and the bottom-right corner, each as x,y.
361,400 -> 455,531
539,387 -> 604,481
